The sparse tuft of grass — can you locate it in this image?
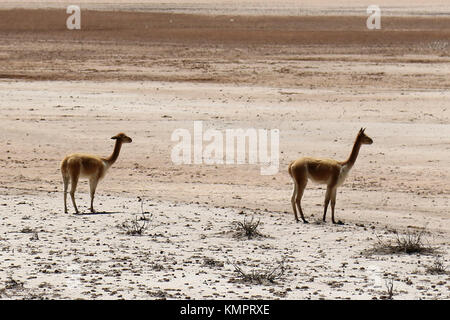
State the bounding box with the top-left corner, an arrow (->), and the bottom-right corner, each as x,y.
119,215 -> 149,236
4,277 -> 24,290
137,196 -> 152,221
119,197 -> 152,236
29,232 -> 39,241
20,227 -> 34,233
426,259 -> 448,275
229,257 -> 286,285
381,279 -> 395,300
393,231 -> 429,254
0,276 -> 24,298
368,229 -> 436,255
203,257 -> 224,268
232,215 -> 264,239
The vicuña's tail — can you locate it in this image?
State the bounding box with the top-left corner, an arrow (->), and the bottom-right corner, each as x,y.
60,157 -> 69,178
288,160 -> 295,178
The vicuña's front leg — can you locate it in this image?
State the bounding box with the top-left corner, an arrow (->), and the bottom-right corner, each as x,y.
330,187 -> 341,224
323,186 -> 332,222
89,177 -> 99,213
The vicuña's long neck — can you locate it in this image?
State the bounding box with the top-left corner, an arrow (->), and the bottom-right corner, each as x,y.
105,140 -> 122,166
343,136 -> 362,168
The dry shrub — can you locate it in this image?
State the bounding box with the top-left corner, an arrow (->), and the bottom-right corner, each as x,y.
426,259 -> 448,275
119,215 -> 149,236
232,216 -> 264,240
119,197 -> 152,236
368,229 -> 436,255
229,257 -> 286,285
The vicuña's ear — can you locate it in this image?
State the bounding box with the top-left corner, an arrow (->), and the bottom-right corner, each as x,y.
111,136 -> 118,140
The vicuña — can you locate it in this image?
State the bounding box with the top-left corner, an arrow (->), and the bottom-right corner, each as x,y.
61,132 -> 132,214
288,128 -> 373,224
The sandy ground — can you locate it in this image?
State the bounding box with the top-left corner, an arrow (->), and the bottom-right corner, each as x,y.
0,6 -> 449,299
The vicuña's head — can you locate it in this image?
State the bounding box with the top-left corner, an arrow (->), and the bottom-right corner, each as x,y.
111,132 -> 133,143
358,128 -> 373,145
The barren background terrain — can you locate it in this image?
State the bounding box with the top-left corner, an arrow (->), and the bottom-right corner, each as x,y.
0,1 -> 449,299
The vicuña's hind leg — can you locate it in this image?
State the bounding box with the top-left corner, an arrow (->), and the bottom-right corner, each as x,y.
290,164 -> 308,224
291,181 -> 299,222
69,164 -> 80,214
296,179 -> 308,223
63,174 -> 69,213
323,186 -> 331,222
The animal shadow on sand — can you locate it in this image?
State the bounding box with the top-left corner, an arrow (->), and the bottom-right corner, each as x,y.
76,210 -> 121,216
